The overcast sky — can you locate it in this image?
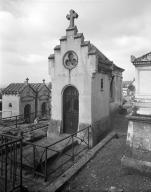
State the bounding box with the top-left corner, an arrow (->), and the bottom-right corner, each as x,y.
0,0 -> 151,87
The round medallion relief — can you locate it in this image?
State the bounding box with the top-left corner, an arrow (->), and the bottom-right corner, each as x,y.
63,51 -> 78,70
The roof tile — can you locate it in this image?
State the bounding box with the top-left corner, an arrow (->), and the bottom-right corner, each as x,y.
2,83 -> 50,95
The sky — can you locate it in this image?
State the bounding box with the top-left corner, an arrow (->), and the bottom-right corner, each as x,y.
0,0 -> 151,87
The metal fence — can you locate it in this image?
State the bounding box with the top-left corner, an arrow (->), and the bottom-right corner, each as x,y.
0,110 -> 50,128
23,125 -> 91,182
0,134 -> 22,192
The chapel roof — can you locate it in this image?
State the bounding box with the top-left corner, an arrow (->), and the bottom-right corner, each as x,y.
89,44 -> 111,63
2,83 -> 50,95
89,44 -> 124,72
30,83 -> 43,91
2,83 -> 26,95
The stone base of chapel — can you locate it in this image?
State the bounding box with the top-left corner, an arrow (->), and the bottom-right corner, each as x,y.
47,119 -> 93,146
47,117 -> 112,147
92,116 -> 111,146
47,119 -> 62,137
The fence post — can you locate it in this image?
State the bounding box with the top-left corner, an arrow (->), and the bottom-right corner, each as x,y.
88,126 -> 90,149
44,147 -> 47,182
5,144 -> 8,192
72,135 -> 74,162
16,116 -> 17,128
20,139 -> 22,190
33,146 -> 36,175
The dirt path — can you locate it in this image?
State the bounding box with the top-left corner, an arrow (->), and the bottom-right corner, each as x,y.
61,114 -> 151,192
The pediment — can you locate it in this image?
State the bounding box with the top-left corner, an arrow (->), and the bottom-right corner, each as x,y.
21,85 -> 36,98
133,52 -> 151,63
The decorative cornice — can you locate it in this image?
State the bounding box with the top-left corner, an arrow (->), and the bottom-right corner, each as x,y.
81,41 -> 90,47
88,50 -> 96,55
66,26 -> 78,32
54,45 -> 61,51
48,54 -> 55,60
133,61 -> 151,67
127,114 -> 151,123
74,33 -> 83,39
60,36 -> 67,41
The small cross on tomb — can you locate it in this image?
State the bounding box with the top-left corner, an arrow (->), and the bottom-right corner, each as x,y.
43,79 -> 45,84
26,78 -> 29,83
66,9 -> 78,28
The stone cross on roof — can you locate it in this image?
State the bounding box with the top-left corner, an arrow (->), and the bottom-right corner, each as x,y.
66,9 -> 78,28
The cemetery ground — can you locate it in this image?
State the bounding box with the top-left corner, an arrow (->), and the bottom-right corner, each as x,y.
1,104 -> 151,192
61,112 -> 151,192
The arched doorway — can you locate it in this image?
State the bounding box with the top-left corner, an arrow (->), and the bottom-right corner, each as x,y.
63,86 -> 79,134
24,104 -> 31,123
41,102 -> 47,116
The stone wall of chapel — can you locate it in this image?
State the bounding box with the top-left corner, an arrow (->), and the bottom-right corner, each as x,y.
50,31 -> 96,127
91,72 -> 111,145
109,71 -> 123,112
37,86 -> 50,115
2,95 -> 20,118
91,73 -> 110,122
114,73 -> 123,103
20,86 -> 36,117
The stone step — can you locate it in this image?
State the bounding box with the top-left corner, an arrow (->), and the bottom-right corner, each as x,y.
21,134 -> 78,169
46,144 -> 88,182
22,142 -> 88,190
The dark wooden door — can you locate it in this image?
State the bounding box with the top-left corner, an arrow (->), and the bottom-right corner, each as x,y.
41,102 -> 46,116
63,86 -> 79,134
24,104 -> 31,123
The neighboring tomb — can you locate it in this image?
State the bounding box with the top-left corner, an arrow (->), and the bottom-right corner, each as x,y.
48,10 -> 124,146
2,78 -> 51,121
122,80 -> 135,97
122,52 -> 151,174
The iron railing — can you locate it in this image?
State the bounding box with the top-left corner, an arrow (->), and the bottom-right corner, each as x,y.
0,134 -> 22,192
0,111 -> 50,140
0,110 -> 50,128
22,125 -> 91,182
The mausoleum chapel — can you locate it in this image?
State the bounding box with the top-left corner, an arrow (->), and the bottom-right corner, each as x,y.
2,78 -> 51,121
48,10 -> 124,145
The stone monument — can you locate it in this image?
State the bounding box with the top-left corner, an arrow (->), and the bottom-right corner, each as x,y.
122,52 -> 151,174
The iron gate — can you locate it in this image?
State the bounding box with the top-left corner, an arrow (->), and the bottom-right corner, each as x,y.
0,134 -> 22,192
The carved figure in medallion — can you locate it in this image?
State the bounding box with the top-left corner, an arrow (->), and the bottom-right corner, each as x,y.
63,51 -> 78,70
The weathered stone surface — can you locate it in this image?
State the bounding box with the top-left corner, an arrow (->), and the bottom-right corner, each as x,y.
47,119 -> 62,136
92,116 -> 111,146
